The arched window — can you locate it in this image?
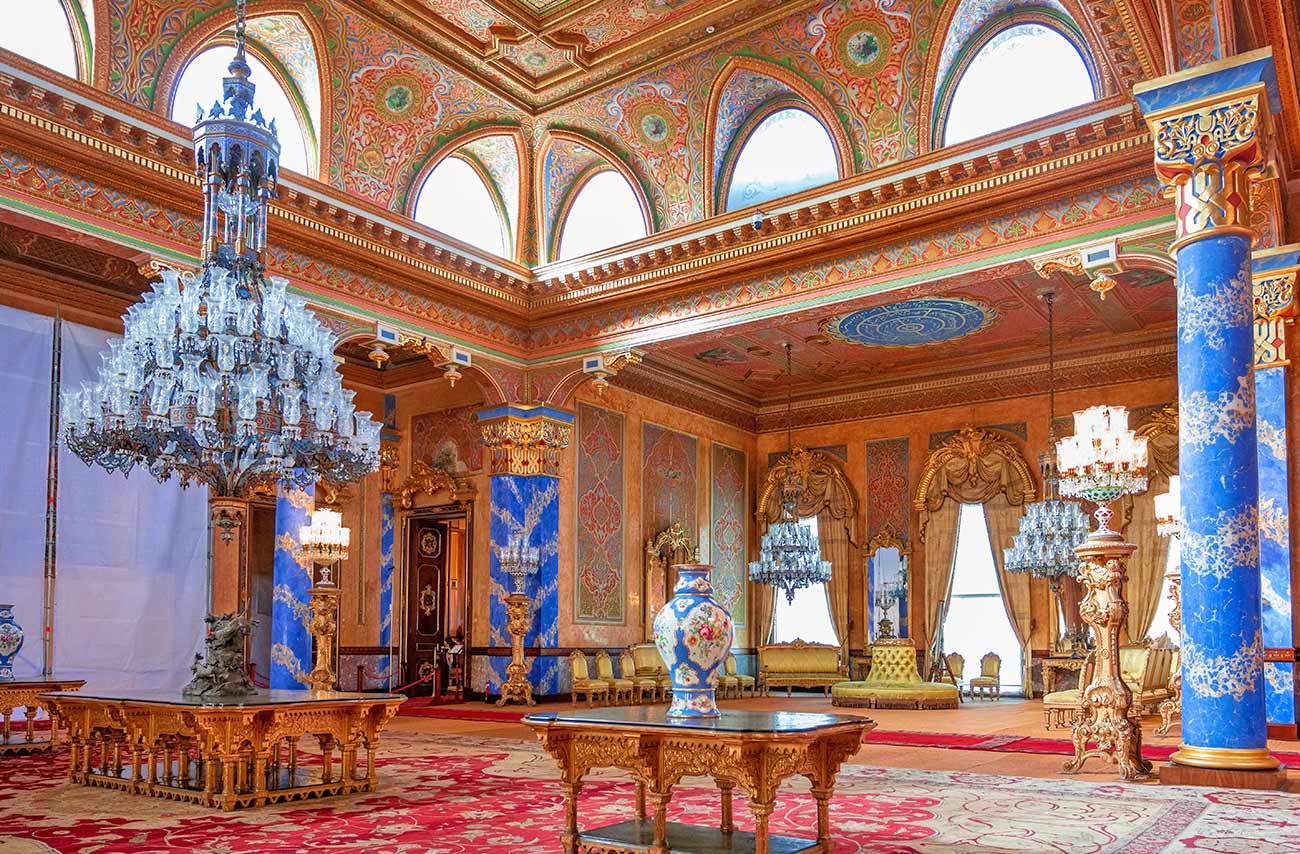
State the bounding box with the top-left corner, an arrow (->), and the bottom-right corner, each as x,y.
0,0 -> 80,78
771,516 -> 839,646
941,503 -> 1024,694
724,108 -> 838,212
942,23 -> 1095,146
412,157 -> 509,258
556,170 -> 647,261
171,47 -> 312,176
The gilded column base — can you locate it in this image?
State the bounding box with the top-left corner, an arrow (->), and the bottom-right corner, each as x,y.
1170,745 -> 1280,770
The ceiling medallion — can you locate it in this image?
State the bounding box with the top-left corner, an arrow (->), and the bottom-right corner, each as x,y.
837,24 -> 890,76
822,297 -> 997,347
631,103 -> 678,151
376,77 -> 422,121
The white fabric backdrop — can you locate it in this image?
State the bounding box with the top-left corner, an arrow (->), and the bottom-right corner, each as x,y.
52,321 -> 208,690
0,305 -> 53,675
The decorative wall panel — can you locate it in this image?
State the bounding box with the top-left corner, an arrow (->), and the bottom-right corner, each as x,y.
412,406 -> 483,474
711,443 -> 747,627
1258,366 -> 1296,728
574,403 -> 626,624
642,423 -> 699,542
866,438 -> 910,540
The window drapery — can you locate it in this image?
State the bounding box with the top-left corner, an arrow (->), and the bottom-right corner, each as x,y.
1122,475 -> 1172,643
986,493 -> 1034,692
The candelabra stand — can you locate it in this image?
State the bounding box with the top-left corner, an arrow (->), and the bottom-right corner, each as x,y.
300,509 -> 350,692
1057,405 -> 1151,781
497,537 -> 539,707
873,577 -> 906,640
1155,477 -> 1182,737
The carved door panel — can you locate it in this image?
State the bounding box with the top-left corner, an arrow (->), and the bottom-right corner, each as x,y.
405,519 -> 449,696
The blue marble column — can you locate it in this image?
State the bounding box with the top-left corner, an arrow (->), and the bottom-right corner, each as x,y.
1137,52 -> 1281,772
270,481 -> 314,690
374,399 -> 400,688
475,404 -> 573,698
1254,247 -> 1299,732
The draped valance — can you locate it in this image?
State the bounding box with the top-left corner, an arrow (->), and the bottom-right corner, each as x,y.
914,427 -> 1036,541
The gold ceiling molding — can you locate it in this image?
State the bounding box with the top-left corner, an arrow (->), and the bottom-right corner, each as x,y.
756,447 -> 857,524
1136,404 -> 1179,478
914,428 -> 1036,540
396,461 -> 475,509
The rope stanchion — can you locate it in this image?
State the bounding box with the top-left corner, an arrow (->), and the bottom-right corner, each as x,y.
391,671 -> 435,694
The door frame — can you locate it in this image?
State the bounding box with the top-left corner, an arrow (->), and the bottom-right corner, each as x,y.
396,504 -> 474,687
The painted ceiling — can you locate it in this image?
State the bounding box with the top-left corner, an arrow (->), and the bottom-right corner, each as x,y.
651,264 -> 1176,397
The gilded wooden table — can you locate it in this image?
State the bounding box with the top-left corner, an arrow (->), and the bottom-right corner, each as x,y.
41,688 -> 403,810
525,707 -> 874,854
0,676 -> 85,754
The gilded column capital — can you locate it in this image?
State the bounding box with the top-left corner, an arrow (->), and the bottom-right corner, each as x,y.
1135,49 -> 1280,249
477,403 -> 575,477
1253,245 -> 1300,368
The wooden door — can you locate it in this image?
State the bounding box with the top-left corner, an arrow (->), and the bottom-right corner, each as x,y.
405,518 -> 450,696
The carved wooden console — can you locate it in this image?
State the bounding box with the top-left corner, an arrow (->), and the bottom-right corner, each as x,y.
526,707 -> 873,854
41,689 -> 402,810
0,677 -> 84,754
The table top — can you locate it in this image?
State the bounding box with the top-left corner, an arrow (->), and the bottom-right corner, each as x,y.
39,688 -> 402,708
0,676 -> 86,688
525,706 -> 873,735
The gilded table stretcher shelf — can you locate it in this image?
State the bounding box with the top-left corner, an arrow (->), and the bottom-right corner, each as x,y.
525,707 -> 874,854
0,676 -> 84,754
40,688 -> 403,810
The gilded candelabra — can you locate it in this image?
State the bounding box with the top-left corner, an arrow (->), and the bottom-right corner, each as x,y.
300,508 -> 349,692
1154,476 -> 1182,736
496,535 -> 539,706
1057,405 -> 1152,781
873,576 -> 907,640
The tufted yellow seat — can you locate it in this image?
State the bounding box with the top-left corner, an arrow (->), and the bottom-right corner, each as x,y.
758,640 -> 846,696
830,639 -> 960,710
569,651 -> 611,707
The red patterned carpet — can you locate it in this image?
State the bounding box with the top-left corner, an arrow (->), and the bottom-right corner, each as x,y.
3,731 -> 1300,853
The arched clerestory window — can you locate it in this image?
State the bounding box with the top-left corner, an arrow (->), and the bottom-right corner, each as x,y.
556,170 -> 648,262
170,45 -> 314,176
941,23 -> 1095,146
0,0 -> 87,80
412,157 -> 510,259
724,108 -> 839,213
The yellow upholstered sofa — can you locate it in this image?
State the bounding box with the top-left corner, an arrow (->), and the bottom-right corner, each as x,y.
830,639 -> 960,709
757,639 -> 846,696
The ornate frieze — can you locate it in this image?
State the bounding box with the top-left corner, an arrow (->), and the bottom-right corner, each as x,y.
478,404 -> 575,477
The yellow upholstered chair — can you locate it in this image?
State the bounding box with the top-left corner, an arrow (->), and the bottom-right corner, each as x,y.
942,653 -> 965,693
969,653 -> 1001,700
830,638 -> 960,709
569,651 -> 610,707
719,654 -> 756,699
619,650 -> 660,703
630,642 -> 672,698
595,651 -> 635,704
1131,646 -> 1176,716
1043,652 -> 1095,730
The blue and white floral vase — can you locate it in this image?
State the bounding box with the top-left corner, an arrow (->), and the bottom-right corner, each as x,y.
652,564 -> 734,718
0,604 -> 23,681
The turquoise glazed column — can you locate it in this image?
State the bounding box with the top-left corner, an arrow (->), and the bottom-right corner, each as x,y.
1136,49 -> 1282,780
270,481 -> 315,689
477,404 -> 574,699
1254,247 -> 1299,735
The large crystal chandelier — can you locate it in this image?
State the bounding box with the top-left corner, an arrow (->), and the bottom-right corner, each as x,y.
61,0 -> 381,496
1006,291 -> 1091,579
749,343 -> 832,604
1057,406 -> 1149,536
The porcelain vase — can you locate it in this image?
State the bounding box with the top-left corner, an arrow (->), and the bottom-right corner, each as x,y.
0,604 -> 23,681
652,564 -> 734,718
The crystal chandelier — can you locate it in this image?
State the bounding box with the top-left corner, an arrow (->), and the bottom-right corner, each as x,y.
60,0 -> 381,497
300,507 -> 351,585
1006,291 -> 1091,579
498,535 -> 541,595
1057,405 -> 1149,536
749,343 -> 832,604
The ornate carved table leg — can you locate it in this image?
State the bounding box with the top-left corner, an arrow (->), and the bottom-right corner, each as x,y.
649,788 -> 672,854
717,777 -> 735,834
1062,526 -> 1152,781
636,780 -> 647,820
748,798 -> 774,854
810,785 -> 834,852
561,779 -> 583,854
497,593 -> 536,706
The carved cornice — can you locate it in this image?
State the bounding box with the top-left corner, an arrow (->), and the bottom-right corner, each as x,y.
396,461 -> 475,510
865,525 -> 909,558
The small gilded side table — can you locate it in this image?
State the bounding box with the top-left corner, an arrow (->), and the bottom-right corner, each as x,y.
1041,656 -> 1087,695
0,676 -> 85,754
526,706 -> 873,854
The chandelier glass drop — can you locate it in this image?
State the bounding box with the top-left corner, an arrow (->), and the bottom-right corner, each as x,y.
748,343 -> 831,604
1006,291 -> 1091,579
60,0 -> 381,497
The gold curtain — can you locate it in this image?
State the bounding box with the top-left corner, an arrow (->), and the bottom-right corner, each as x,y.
986,493 -> 1034,692
818,507 -> 852,648
751,547 -> 775,644
1124,473 -> 1172,642
922,500 -> 961,651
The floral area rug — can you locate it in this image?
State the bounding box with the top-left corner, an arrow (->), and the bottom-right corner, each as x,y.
2,731 -> 1299,853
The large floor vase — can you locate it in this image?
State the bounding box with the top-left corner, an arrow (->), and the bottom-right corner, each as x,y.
653,564 -> 734,718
